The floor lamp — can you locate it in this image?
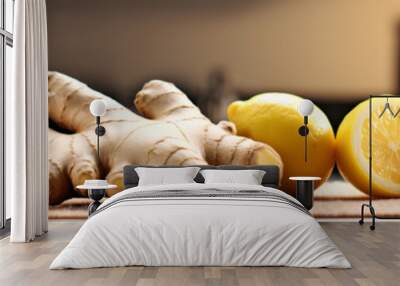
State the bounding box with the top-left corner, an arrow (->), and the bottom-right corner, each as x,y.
359,95 -> 400,230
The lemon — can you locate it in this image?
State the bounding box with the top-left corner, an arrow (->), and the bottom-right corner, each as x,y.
336,98 -> 400,197
228,93 -> 335,195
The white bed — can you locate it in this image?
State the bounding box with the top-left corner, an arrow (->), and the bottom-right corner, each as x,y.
50,183 -> 351,269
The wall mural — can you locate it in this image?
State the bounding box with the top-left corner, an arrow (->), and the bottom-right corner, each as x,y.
48,71 -> 400,220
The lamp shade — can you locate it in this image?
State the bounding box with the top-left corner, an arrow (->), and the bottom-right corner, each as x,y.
90,99 -> 106,117
298,99 -> 314,116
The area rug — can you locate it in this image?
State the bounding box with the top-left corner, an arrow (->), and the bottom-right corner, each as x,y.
48,180 -> 400,219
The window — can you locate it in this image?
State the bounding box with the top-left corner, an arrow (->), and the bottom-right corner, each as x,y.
0,0 -> 14,231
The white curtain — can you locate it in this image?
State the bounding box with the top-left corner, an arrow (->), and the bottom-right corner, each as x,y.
8,0 -> 48,242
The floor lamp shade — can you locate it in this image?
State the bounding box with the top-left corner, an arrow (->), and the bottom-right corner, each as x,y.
298,99 -> 314,117
90,100 -> 106,117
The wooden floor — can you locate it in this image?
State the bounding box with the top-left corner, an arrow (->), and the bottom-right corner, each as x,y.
0,221 -> 399,286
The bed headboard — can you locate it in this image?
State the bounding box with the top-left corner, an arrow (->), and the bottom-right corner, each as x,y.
123,165 -> 280,189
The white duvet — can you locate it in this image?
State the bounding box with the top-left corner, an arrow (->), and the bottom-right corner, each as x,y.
50,183 -> 351,269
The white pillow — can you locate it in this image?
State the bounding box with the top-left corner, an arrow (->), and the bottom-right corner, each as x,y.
200,169 -> 266,185
135,167 -> 200,186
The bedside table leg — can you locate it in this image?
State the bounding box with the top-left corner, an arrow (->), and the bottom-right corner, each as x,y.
296,181 -> 314,210
88,189 -> 105,216
88,201 -> 101,215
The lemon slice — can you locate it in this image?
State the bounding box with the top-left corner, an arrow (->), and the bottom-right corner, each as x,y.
336,98 -> 400,197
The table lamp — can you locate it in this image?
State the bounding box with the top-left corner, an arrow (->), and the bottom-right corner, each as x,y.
89,99 -> 106,160
297,99 -> 314,162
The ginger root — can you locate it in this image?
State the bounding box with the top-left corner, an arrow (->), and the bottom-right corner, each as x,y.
48,72 -> 283,204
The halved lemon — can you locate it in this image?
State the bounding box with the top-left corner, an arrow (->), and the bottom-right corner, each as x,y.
336,98 -> 400,197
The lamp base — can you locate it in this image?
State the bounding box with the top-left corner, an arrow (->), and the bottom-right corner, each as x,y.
298,125 -> 309,136
95,125 -> 106,136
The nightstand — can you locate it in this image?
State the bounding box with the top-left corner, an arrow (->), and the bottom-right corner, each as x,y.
77,180 -> 117,215
289,177 -> 321,210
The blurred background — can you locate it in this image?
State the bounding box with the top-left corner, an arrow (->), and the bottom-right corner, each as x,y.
46,0 -> 400,218
47,0 -> 400,126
